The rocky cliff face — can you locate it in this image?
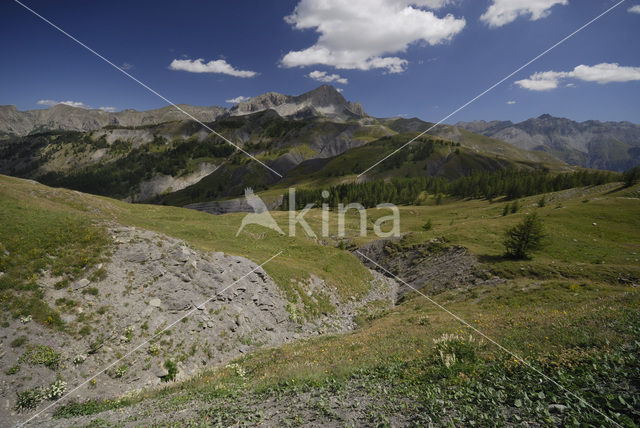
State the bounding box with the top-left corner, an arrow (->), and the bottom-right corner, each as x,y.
230,85 -> 366,120
456,115 -> 640,171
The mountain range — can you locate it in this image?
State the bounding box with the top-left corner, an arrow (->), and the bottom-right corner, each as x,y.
456,114 -> 640,172
0,85 -> 635,211
0,85 -> 366,137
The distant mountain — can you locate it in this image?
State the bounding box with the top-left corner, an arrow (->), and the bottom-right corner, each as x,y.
230,84 -> 365,120
0,85 -> 365,137
0,104 -> 227,137
456,115 -> 640,171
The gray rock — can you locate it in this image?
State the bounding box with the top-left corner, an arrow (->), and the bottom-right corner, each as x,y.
548,404 -> 567,413
73,278 -> 91,290
153,365 -> 169,378
125,252 -> 147,263
149,298 -> 162,307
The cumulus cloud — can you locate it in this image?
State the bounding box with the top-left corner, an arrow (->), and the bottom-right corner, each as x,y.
281,0 -> 465,73
37,99 -> 90,108
481,0 -> 567,28
225,96 -> 251,104
515,63 -> 640,91
169,58 -> 257,78
307,70 -> 348,84
506,100 -> 516,105
628,5 -> 640,14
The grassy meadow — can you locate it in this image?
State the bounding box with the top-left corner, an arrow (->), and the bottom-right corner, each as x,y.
1,174 -> 639,425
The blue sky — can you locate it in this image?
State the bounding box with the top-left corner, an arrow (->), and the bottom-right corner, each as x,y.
1,0 -> 639,123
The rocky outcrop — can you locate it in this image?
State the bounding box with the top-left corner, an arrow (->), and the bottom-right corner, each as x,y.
230,85 -> 367,121
1,224 -> 396,425
355,237 -> 503,297
127,162 -> 220,203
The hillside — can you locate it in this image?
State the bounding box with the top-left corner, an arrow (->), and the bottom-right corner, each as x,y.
1,175 -> 639,426
456,115 -> 640,172
0,87 -> 576,209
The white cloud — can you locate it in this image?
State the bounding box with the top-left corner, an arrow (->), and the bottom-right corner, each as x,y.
515,70 -> 566,91
169,58 -> 257,78
506,100 -> 516,105
628,5 -> 640,14
307,70 -> 348,84
281,0 -> 465,73
481,0 -> 567,28
225,96 -> 251,104
121,62 -> 134,70
36,100 -> 117,111
515,63 -> 640,91
37,99 -> 90,108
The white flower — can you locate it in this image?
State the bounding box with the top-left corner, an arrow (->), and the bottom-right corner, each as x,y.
46,380 -> 67,399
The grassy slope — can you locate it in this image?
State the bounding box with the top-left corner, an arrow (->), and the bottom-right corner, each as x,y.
0,175 -> 372,320
41,180 -> 640,426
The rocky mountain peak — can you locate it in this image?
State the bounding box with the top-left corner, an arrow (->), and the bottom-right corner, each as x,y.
230,85 -> 366,120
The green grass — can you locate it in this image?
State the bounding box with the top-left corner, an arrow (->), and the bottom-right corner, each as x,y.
0,176 -> 109,328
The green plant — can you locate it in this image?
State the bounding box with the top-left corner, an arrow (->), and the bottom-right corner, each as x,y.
504,213 -> 546,259
20,344 -> 61,369
10,335 -> 27,347
15,388 -> 42,411
148,343 -> 160,356
162,359 -> 178,382
89,268 -> 107,282
124,326 -> 134,343
111,364 -> 128,378
89,335 -> 105,354
422,219 -> 433,231
82,287 -> 99,296
538,196 -> 546,207
623,165 -> 640,187
5,364 -> 20,375
510,200 -> 520,213
432,333 -> 481,368
502,204 -> 510,216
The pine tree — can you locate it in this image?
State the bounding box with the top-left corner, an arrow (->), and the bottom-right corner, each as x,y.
623,166 -> 640,188
504,213 -> 546,259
